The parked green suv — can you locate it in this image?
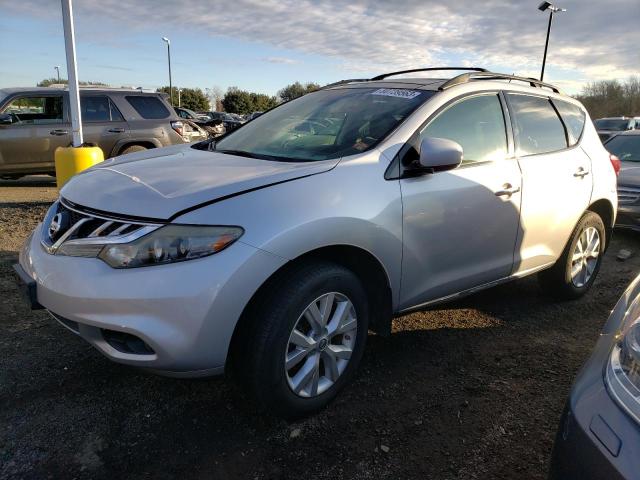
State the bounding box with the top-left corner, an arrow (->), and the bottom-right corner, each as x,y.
0,87 -> 189,179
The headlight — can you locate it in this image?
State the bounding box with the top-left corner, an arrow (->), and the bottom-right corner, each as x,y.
606,313 -> 640,424
98,225 -> 243,268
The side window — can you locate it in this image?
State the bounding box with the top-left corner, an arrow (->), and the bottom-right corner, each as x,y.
1,96 -> 64,125
419,94 -> 508,164
125,95 -> 170,119
80,96 -> 124,122
552,99 -> 585,146
507,94 -> 567,156
109,99 -> 124,121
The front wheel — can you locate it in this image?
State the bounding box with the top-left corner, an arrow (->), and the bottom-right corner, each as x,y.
237,262 -> 369,419
538,211 -> 606,300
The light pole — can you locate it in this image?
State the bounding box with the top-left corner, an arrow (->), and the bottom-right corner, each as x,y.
538,1 -> 566,82
162,36 -> 173,105
54,65 -> 60,83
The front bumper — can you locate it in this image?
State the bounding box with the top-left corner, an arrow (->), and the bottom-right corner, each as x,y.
19,223 -> 286,376
549,286 -> 640,479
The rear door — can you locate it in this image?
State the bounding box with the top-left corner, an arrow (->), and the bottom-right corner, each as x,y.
505,93 -> 592,273
79,94 -> 129,158
0,93 -> 69,173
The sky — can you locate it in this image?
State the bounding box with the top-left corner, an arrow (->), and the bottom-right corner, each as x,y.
0,0 -> 638,96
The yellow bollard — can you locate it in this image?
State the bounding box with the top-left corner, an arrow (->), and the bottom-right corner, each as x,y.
54,145 -> 104,189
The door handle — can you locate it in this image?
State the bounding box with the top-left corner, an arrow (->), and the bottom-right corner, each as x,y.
49,129 -> 69,136
495,183 -> 521,197
107,127 -> 125,133
574,167 -> 590,178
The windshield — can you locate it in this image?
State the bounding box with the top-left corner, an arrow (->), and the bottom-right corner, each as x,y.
214,87 -> 432,162
606,135 -> 640,162
595,118 -> 631,131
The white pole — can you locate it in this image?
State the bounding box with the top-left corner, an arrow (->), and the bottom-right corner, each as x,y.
61,0 -> 83,147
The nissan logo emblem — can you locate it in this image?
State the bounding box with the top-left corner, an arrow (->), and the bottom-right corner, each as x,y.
48,212 -> 67,240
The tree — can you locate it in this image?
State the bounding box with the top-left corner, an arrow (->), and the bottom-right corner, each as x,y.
157,86 -> 209,111
576,76 -> 640,119
37,78 -> 108,87
206,86 -> 225,112
222,87 -> 278,114
278,81 -> 320,103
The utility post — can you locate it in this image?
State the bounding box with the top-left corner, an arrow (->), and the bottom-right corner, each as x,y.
54,0 -> 104,188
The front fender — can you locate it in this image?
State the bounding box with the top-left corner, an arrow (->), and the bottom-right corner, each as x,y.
174,155 -> 404,309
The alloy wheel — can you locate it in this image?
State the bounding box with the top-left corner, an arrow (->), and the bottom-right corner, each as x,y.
285,292 -> 358,398
571,226 -> 600,288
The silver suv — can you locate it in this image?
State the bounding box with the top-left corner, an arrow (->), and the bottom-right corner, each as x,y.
0,87 -> 189,178
15,68 -> 618,418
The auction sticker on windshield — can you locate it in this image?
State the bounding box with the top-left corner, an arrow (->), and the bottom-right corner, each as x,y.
371,88 -> 422,99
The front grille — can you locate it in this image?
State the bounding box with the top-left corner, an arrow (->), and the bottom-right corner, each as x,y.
618,186 -> 640,205
41,199 -> 161,256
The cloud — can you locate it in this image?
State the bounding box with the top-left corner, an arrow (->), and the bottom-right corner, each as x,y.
262,56 -> 299,65
94,64 -> 135,71
6,0 -> 640,90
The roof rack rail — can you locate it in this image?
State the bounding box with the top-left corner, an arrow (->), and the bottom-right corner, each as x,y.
370,67 -> 488,81
440,72 -> 561,93
321,78 -> 370,89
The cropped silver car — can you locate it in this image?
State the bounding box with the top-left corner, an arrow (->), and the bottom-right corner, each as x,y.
15,68 -> 618,418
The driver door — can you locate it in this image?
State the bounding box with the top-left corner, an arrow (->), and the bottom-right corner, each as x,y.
399,93 -> 522,310
0,93 -> 69,174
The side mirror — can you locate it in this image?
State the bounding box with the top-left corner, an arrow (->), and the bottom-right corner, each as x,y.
0,113 -> 12,126
418,137 -> 463,171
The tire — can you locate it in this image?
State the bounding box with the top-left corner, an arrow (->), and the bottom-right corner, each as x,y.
538,211 -> 606,300
236,261 -> 369,419
119,144 -> 148,155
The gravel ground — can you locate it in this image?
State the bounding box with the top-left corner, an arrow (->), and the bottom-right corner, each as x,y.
1,177 -> 638,480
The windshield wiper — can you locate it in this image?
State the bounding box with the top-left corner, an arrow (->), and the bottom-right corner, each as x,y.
215,149 -> 292,162
215,149 -> 262,159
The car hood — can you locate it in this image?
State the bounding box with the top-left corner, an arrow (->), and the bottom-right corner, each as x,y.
619,162 -> 640,188
61,145 -> 339,220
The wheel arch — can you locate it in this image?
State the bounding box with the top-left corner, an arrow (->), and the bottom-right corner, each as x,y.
110,139 -> 161,157
227,244 -> 393,371
588,198 -> 614,250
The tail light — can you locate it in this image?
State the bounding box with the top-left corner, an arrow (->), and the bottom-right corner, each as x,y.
610,153 -> 621,176
171,120 -> 184,137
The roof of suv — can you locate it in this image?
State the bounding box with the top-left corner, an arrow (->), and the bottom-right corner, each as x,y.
0,87 -> 160,96
323,68 -> 563,96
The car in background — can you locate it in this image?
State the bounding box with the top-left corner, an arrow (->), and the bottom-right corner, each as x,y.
175,107 -> 225,137
595,117 -> 640,142
550,272 -> 640,479
247,111 -> 263,121
606,131 -> 640,231
0,87 -> 188,178
180,119 -> 210,143
200,111 -> 244,132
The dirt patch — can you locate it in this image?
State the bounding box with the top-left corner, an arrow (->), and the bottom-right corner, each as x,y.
0,179 -> 638,480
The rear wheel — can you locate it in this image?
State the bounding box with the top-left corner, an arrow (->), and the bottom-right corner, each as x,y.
119,144 -> 148,155
236,262 -> 369,419
538,211 -> 605,300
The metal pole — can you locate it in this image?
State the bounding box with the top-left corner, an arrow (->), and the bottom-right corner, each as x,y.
55,66 -> 60,83
178,88 -> 181,107
61,0 -> 83,147
167,43 -> 173,106
540,10 -> 553,81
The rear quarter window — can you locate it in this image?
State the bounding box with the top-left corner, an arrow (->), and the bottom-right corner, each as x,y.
125,95 -> 170,119
553,99 -> 586,146
506,93 -> 568,156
